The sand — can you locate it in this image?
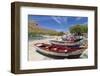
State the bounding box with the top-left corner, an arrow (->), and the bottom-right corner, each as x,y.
28,36 -> 88,61
28,36 -> 59,61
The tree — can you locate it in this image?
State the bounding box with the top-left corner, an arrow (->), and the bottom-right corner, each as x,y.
58,31 -> 64,36
69,24 -> 88,35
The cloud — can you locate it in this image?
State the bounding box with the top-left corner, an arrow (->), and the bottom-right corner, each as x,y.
51,16 -> 62,24
75,17 -> 82,20
52,16 -> 68,25
60,17 -> 67,23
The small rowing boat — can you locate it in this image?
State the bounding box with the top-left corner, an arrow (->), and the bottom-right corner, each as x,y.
49,40 -> 83,47
34,43 -> 86,59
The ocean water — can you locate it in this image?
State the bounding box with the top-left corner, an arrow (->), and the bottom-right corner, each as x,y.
28,36 -> 47,41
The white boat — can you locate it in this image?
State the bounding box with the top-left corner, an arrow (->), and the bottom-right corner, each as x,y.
49,40 -> 83,46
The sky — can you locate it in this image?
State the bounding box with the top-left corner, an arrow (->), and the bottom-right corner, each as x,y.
28,15 -> 88,32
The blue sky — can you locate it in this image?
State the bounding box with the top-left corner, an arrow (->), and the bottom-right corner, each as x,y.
28,15 -> 88,32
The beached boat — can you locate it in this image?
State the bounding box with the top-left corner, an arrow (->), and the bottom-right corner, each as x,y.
34,43 -> 86,59
49,40 -> 83,47
62,34 -> 83,41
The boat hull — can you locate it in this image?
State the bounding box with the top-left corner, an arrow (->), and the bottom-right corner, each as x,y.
49,40 -> 83,46
36,50 -> 81,59
34,46 -> 85,59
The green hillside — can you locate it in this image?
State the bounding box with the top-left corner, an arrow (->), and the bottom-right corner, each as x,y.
28,21 -> 64,36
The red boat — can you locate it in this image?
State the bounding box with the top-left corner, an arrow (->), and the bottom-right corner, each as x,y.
34,43 -> 86,59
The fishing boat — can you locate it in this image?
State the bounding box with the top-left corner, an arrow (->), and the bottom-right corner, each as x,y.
49,40 -> 83,47
34,43 -> 86,59
49,34 -> 83,47
62,34 -> 83,41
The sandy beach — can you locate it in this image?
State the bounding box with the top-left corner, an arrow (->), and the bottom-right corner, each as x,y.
28,36 -> 88,61
28,36 -> 61,61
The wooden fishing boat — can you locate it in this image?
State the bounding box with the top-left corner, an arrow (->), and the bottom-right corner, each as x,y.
34,43 -> 86,59
49,40 -> 83,47
62,35 -> 83,42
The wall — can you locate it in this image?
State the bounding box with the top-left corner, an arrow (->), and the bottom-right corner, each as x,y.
0,0 -> 99,76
